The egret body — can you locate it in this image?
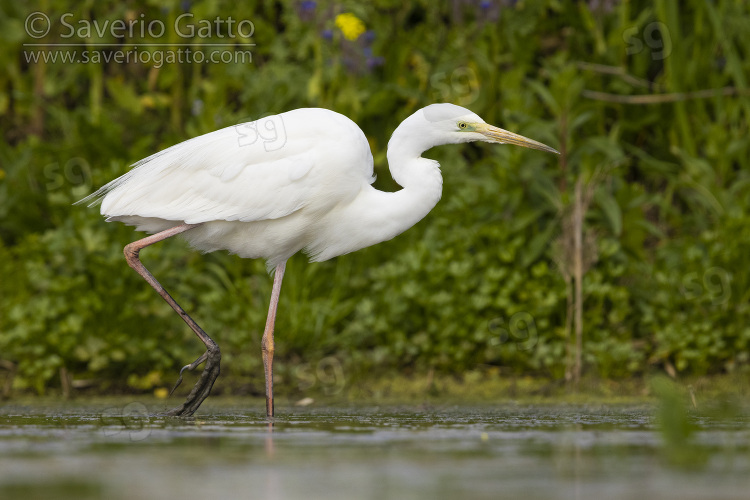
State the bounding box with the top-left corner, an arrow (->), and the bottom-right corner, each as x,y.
81,104 -> 558,416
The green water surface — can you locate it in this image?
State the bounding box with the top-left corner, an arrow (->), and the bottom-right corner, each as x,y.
1,400 -> 748,499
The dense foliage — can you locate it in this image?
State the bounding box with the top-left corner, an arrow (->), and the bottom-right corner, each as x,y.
1,0 -> 749,395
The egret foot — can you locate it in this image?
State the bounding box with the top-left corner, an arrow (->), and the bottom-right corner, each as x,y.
121,223 -> 222,417
161,344 -> 221,416
169,351 -> 209,395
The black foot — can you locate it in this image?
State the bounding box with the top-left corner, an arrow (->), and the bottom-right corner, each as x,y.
161,344 -> 221,417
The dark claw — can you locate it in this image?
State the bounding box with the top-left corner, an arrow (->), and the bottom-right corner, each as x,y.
169,351 -> 210,396
160,344 -> 221,417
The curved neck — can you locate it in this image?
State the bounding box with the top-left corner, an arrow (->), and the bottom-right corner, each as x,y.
308,124 -> 444,262
387,117 -> 442,189
378,122 -> 444,234
351,134 -> 444,247
381,156 -> 443,232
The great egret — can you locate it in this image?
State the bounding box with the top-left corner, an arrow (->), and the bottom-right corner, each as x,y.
80,103 -> 558,417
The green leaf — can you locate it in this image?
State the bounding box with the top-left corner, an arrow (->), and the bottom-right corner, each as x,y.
594,188 -> 622,236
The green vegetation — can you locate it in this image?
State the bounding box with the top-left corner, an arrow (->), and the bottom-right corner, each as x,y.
1,1 -> 749,397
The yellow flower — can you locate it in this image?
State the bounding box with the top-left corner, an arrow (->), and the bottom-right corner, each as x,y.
335,13 -> 366,41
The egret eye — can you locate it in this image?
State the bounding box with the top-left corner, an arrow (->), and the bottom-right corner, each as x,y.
458,122 -> 468,130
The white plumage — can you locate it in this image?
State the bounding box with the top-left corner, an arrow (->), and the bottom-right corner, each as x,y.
83,105 -> 557,271
80,104 -> 558,417
83,108 -> 378,269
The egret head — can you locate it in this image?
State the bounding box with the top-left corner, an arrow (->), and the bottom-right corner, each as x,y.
420,103 -> 560,154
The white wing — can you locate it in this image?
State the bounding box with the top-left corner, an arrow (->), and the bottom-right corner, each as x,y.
80,108 -> 375,225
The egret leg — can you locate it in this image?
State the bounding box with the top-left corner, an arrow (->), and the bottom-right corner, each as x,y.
261,262 -> 286,418
123,223 -> 221,417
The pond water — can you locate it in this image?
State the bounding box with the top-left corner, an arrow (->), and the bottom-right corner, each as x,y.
0,399 -> 748,499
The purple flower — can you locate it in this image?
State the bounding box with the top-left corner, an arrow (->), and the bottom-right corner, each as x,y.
322,29 -> 333,40
298,1 -> 316,21
366,56 -> 384,69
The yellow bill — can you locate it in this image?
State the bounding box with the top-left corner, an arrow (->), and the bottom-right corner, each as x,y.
477,123 -> 560,155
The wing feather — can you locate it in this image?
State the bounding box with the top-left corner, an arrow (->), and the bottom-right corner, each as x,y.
78,108 -> 375,225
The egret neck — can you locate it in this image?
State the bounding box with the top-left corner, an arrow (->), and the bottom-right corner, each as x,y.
335,123 -> 445,253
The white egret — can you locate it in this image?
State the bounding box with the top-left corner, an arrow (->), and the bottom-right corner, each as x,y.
79,104 -> 558,417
